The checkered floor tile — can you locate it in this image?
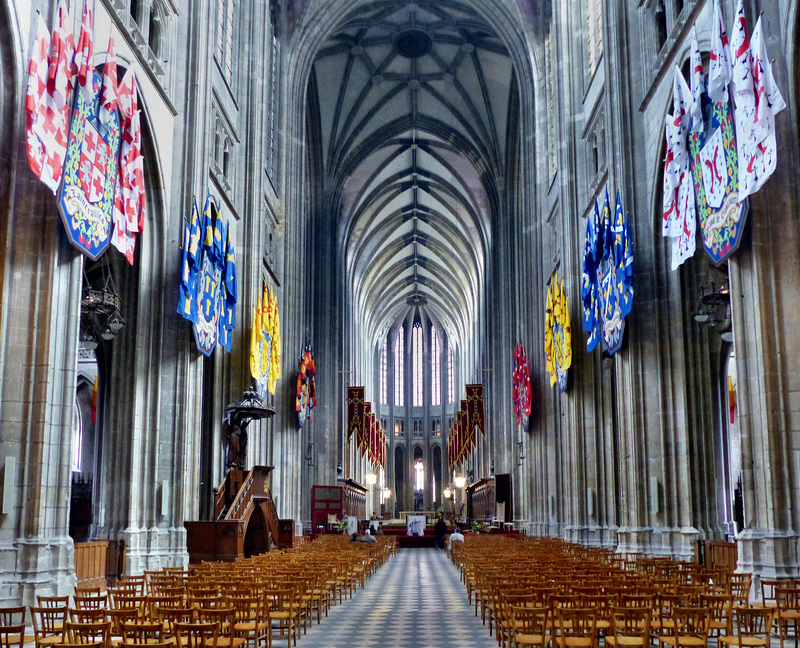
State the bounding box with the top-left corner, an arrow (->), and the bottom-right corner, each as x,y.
297,548 -> 497,648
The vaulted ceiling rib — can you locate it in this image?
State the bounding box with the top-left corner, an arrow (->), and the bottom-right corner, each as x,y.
310,0 -> 514,351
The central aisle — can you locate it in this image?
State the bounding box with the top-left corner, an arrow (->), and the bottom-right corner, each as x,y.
299,547 -> 498,648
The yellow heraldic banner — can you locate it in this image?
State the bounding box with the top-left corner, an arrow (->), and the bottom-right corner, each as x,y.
249,281 -> 282,399
267,287 -> 281,394
545,270 -> 572,392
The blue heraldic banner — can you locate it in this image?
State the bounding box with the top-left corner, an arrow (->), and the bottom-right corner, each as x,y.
178,198 -> 201,323
58,72 -> 119,260
192,195 -> 224,356
177,192 -> 237,356
583,189 -> 634,356
218,220 -> 237,353
689,92 -> 749,265
581,200 -> 601,352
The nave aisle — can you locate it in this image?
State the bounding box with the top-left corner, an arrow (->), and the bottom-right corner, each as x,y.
299,548 -> 496,648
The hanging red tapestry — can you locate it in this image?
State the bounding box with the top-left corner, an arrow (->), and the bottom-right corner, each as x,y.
296,346 -> 316,427
512,343 -> 532,429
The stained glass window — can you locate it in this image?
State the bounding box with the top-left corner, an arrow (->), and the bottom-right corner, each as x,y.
394,326 -> 404,406
447,343 -> 454,403
412,323 -> 423,406
380,337 -> 387,403
431,326 -> 440,406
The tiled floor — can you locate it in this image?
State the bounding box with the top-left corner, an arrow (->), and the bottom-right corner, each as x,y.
297,547 -> 498,648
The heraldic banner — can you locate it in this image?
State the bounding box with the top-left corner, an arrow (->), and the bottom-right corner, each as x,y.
465,384 -> 485,438
58,71 -> 119,260
296,346 -> 316,427
193,198 -> 224,356
346,386 -> 365,443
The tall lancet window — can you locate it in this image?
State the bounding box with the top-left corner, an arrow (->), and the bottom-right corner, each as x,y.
380,337 -> 388,404
447,343 -> 454,403
412,323 -> 423,406
394,326 -> 404,406
431,326 -> 441,406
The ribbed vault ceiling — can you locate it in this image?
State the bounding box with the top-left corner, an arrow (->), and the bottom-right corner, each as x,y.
310,0 -> 515,349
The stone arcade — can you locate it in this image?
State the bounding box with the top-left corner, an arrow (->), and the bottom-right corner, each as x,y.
1,0 -> 799,602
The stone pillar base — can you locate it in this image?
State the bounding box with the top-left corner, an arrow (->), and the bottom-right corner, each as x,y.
0,535 -> 76,605
617,525 -> 699,559
737,529 -> 800,578
120,526 -> 189,575
565,524 -> 619,549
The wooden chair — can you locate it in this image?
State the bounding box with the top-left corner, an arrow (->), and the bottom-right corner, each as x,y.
0,610 -> 24,626
0,608 -> 28,648
553,608 -> 598,648
148,597 -> 185,630
719,607 -> 774,648
110,593 -> 146,612
498,594 -> 543,648
188,596 -> 225,612
776,588 -> 800,648
617,593 -> 654,610
657,607 -> 711,648
117,576 -> 146,596
69,608 -> 109,623
0,624 -> 25,648
729,574 -> 752,607
173,622 -> 219,648
758,578 -> 791,610
195,608 -> 244,648
700,593 -> 733,639
108,584 -> 139,598
31,605 -> 68,648
583,594 -> 614,637
107,609 -> 141,640
651,593 -> 687,638
158,608 -> 195,641
120,621 -> 164,644
185,587 -> 218,600
145,573 -> 173,595
510,605 -> 550,648
64,619 -> 112,648
37,596 -> 71,608
264,588 -> 297,648
606,607 -> 651,648
227,595 -> 268,648
74,592 -> 109,610
677,585 -> 705,607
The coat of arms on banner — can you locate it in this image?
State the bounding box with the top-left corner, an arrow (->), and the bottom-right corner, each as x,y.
58,72 -> 119,260
193,251 -> 222,356
689,97 -> 749,265
553,321 -> 569,392
597,256 -> 624,355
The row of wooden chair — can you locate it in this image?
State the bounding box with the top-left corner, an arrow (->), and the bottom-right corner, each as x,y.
20,535 -> 396,648
451,535 -> 794,648
505,604 -> 774,648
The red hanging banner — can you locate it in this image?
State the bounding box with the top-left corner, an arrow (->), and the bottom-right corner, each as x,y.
346,387 -> 364,443
466,384 -> 485,438
361,402 -> 372,455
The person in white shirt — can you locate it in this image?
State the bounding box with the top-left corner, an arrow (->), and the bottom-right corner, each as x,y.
448,526 -> 465,550
362,528 -> 377,543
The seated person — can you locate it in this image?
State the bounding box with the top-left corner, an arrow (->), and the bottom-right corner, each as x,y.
448,526 -> 465,550
362,529 -> 377,543
350,532 -> 361,542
